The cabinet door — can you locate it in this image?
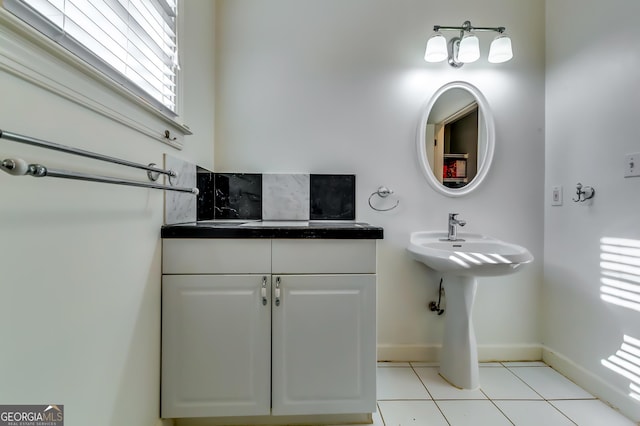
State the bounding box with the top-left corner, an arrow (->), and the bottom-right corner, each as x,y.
271,274 -> 377,415
162,275 -> 271,418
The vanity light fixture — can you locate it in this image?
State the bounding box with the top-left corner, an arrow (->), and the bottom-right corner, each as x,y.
424,20 -> 512,68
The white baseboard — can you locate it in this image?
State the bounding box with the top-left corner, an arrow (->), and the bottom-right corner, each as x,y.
377,344 -> 439,362
478,344 -> 542,362
377,344 -> 542,363
542,346 -> 640,423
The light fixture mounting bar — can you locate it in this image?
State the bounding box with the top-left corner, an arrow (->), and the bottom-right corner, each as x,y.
433,20 -> 505,34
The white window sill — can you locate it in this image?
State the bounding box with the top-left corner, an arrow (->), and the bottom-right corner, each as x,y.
0,8 -> 191,149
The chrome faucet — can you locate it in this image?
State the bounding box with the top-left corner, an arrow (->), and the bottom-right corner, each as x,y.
447,213 -> 466,241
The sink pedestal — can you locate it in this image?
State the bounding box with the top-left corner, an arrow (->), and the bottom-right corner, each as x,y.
439,275 -> 479,390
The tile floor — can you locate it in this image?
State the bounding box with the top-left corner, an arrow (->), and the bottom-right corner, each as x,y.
364,362 -> 636,426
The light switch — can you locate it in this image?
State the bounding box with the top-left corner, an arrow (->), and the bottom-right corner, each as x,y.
551,185 -> 562,206
625,153 -> 640,178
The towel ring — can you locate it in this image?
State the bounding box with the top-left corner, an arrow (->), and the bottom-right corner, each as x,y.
368,186 -> 399,212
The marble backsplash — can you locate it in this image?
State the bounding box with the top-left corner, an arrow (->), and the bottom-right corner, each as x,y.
262,174 -> 310,220
166,165 -> 356,224
164,154 -> 197,224
188,171 -> 356,223
214,173 -> 262,220
310,174 -> 356,220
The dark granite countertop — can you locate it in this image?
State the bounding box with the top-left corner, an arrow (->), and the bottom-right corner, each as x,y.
161,220 -> 384,239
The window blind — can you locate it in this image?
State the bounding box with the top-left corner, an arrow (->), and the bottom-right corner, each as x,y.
5,0 -> 179,116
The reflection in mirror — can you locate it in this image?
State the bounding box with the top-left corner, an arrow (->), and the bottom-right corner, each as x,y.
417,81 -> 494,197
426,89 -> 481,188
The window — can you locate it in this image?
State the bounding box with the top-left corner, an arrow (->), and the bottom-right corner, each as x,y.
4,0 -> 179,117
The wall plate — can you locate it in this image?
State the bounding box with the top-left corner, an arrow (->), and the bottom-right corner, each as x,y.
551,185 -> 562,206
624,152 -> 640,178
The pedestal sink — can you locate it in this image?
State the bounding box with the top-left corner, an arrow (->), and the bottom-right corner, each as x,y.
407,231 -> 533,390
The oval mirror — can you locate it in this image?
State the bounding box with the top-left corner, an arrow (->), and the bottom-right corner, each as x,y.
416,81 -> 495,197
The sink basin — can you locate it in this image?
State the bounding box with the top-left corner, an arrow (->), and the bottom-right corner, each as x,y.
240,220 -> 312,227
196,219 -> 259,225
239,221 -> 363,228
195,219 -> 258,228
408,231 -> 533,277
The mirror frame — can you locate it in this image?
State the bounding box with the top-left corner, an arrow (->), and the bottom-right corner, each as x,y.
416,81 -> 495,197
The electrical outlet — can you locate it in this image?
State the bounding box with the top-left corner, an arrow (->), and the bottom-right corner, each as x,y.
551,185 -> 562,206
625,152 -> 640,178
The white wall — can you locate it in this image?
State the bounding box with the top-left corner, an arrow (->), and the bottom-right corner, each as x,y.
544,0 -> 640,421
215,0 -> 545,361
0,2 -> 215,426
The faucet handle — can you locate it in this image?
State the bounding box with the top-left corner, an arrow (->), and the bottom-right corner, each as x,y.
449,213 -> 466,227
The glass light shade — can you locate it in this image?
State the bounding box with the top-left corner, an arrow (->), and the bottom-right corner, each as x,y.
457,32 -> 480,63
424,32 -> 447,62
488,34 -> 513,63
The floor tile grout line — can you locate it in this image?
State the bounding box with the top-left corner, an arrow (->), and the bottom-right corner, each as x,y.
502,364 -> 548,400
377,394 -> 600,403
430,400 -> 453,426
546,397 -> 598,400
377,398 -> 435,401
431,398 -> 491,401
489,397 -> 595,401
506,364 -> 599,401
490,399 -> 580,426
375,402 -> 387,426
479,362 -> 544,401
413,363 -> 529,425
478,383 -> 491,400
486,397 -> 516,426
544,400 -> 580,426
488,378 -> 586,426
412,363 -> 493,401
409,364 -> 452,425
499,361 -> 548,368
409,363 -> 436,400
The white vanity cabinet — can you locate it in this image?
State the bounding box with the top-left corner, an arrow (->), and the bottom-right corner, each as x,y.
271,240 -> 377,416
161,274 -> 271,418
161,239 -> 272,418
161,238 -> 377,421
271,274 -> 376,416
